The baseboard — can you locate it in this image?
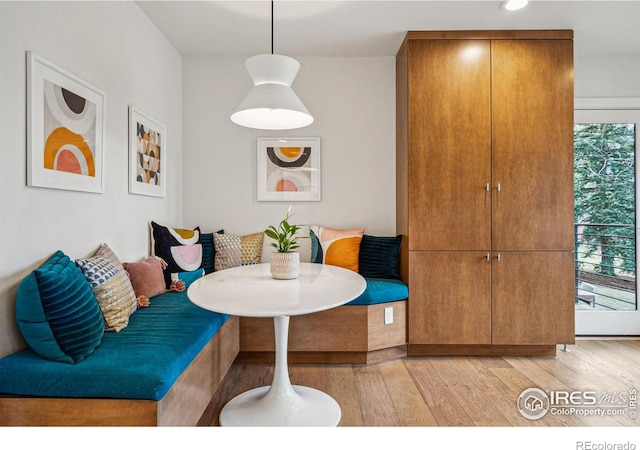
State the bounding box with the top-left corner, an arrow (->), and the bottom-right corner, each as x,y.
236,345 -> 407,365
408,344 -> 557,356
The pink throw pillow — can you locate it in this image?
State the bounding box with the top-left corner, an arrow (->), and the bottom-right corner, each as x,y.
123,256 -> 167,299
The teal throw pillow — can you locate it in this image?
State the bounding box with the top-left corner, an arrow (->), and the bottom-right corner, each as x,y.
16,250 -> 105,364
200,230 -> 223,274
173,268 -> 205,288
310,228 -> 323,264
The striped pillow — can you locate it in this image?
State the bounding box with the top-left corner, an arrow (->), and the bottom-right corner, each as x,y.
16,250 -> 105,364
77,256 -> 137,331
358,235 -> 402,279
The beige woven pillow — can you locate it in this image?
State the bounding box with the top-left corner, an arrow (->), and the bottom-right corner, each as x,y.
213,232 -> 264,271
76,244 -> 137,332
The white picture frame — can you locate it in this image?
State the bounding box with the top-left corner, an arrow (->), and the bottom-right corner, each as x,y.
257,137 -> 321,202
27,51 -> 105,193
128,106 -> 166,198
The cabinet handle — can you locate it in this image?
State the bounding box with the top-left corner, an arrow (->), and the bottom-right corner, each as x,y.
486,252 -> 491,261
496,183 -> 501,192
485,183 -> 490,192
496,253 -> 501,262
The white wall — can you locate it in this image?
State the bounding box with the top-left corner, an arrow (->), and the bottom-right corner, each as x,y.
575,56 -> 640,98
0,1 -> 182,355
182,56 -> 396,238
182,53 -> 640,242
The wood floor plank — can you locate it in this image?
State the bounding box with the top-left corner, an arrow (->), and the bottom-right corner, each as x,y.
573,340 -> 639,390
502,356 -> 573,392
525,353 -> 626,426
404,358 -> 475,426
353,364 -> 401,426
201,340 -> 639,427
427,357 -> 511,426
377,359 -> 438,426
586,340 -> 640,380
197,363 -> 273,426
488,366 -> 574,426
545,344 -> 623,391
502,356 -> 590,426
324,365 -> 365,426
454,356 -> 545,426
289,363 -> 329,392
503,354 -> 632,427
618,339 -> 640,360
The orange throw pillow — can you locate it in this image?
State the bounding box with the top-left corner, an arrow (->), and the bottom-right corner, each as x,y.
311,226 -> 364,272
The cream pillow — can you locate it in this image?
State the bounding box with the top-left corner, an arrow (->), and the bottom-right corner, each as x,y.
214,232 -> 264,271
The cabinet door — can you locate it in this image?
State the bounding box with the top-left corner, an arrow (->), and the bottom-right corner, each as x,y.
409,251 -> 491,344
407,40 -> 492,251
492,251 -> 575,345
491,39 -> 574,251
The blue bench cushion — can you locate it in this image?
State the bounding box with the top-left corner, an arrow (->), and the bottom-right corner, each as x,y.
347,278 -> 408,306
0,291 -> 228,401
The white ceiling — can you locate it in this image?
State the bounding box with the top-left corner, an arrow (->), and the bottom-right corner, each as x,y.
136,0 -> 640,58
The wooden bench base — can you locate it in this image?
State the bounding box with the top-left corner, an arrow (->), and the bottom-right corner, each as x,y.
238,301 -> 407,364
0,316 -> 239,426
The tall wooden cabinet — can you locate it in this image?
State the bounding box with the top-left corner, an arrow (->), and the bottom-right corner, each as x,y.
396,31 -> 575,356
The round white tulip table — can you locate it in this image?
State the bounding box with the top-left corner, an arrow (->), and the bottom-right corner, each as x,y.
187,262 -> 366,427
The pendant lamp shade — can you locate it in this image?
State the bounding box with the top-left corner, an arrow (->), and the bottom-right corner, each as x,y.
231,54 -> 314,130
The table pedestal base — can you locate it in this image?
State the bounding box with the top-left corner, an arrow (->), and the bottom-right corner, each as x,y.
219,385 -> 341,427
219,315 -> 341,427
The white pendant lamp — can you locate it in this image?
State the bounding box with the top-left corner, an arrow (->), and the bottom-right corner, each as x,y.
231,2 -> 313,130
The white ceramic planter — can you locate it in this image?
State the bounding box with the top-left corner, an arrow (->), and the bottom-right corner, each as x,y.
270,251 -> 300,280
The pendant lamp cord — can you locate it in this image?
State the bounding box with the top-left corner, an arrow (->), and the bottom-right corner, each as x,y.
271,1 -> 274,55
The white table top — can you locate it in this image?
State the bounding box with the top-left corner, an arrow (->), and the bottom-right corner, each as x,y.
187,262 -> 366,318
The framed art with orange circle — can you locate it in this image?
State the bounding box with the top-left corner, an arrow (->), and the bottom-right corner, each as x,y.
26,51 -> 105,193
257,137 -> 321,202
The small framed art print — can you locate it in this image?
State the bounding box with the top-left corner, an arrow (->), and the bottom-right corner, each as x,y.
257,137 -> 321,202
128,106 -> 166,198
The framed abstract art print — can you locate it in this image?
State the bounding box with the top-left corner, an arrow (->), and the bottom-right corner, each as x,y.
257,137 -> 321,202
128,106 -> 166,198
27,51 -> 105,193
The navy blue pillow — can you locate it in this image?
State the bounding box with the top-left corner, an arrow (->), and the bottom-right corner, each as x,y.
16,250 -> 104,364
201,230 -> 224,274
358,235 -> 402,279
200,233 -> 215,274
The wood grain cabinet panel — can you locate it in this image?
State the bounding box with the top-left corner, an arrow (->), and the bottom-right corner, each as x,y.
492,252 -> 576,345
407,39 -> 492,252
408,251 -> 491,345
491,39 -> 575,251
397,31 -> 575,355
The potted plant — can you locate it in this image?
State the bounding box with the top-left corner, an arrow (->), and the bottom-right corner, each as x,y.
265,206 -> 302,279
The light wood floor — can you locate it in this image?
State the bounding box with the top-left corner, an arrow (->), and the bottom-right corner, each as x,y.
197,339 -> 639,427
